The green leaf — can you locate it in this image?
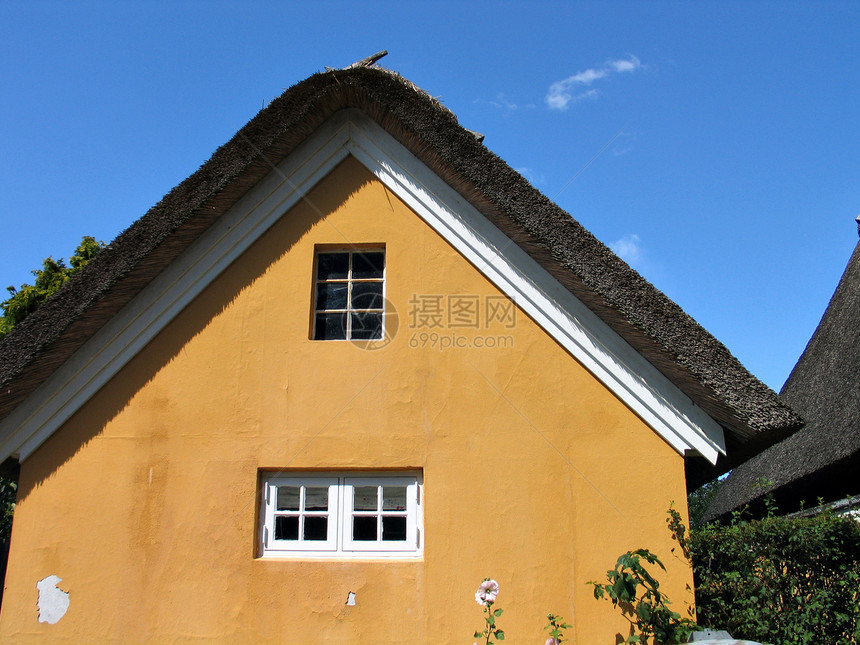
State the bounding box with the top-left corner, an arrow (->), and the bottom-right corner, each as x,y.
496,631 -> 505,640
494,608 -> 503,617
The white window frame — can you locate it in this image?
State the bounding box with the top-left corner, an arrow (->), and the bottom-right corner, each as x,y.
342,476 -> 419,553
312,248 -> 386,341
262,476 -> 340,552
259,472 -> 422,559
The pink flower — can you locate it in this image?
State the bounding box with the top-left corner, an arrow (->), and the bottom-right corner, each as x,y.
545,639 -> 559,645
474,579 -> 499,606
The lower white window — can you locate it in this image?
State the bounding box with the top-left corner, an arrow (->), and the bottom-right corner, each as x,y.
260,473 -> 422,558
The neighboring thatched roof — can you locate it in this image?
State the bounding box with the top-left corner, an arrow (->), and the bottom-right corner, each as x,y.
705,237 -> 860,520
0,65 -> 802,478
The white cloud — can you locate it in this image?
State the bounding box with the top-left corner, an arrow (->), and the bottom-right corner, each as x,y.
610,56 -> 641,73
608,232 -> 668,290
568,68 -> 607,85
545,90 -> 567,110
610,233 -> 642,265
488,93 -> 536,111
546,87 -> 600,110
546,56 -> 642,110
514,166 -> 546,185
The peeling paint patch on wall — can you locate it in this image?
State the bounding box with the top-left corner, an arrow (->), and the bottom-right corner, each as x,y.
345,592 -> 356,606
36,575 -> 69,624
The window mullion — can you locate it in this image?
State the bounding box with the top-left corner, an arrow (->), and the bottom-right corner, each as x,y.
297,485 -> 304,543
376,485 -> 383,544
265,483 -> 274,548
337,480 -> 346,552
345,254 -> 353,339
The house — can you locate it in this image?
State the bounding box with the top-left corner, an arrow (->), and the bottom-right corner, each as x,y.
0,58 -> 800,643
705,220 -> 860,521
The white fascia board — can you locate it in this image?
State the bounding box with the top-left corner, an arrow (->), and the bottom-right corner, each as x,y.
344,113 -> 724,462
0,109 -> 725,464
0,114 -> 355,461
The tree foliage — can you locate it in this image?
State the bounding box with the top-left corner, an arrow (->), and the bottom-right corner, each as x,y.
687,478 -> 723,529
0,478 -> 15,539
0,236 -> 104,548
0,236 -> 104,340
693,506 -> 860,643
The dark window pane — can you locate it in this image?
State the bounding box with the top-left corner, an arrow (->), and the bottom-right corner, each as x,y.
382,486 -> 407,511
276,486 -> 300,511
351,282 -> 383,310
350,312 -> 383,340
275,516 -> 299,540
352,252 -> 384,279
315,313 -> 347,340
305,487 -> 329,511
353,516 -> 377,541
304,516 -> 328,541
382,516 -> 407,541
354,486 -> 378,511
316,282 -> 348,310
316,253 -> 349,280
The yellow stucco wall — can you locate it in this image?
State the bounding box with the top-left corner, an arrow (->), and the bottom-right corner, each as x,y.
0,156 -> 693,643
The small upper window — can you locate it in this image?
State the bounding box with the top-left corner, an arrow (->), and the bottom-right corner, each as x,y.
313,249 -> 385,340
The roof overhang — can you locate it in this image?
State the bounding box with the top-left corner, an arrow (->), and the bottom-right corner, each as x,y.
0,110 -> 726,464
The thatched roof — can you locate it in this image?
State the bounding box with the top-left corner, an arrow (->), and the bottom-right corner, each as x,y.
705,237 -> 860,520
0,65 -> 802,478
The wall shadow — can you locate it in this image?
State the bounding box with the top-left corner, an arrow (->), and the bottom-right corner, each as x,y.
15,156 -> 377,503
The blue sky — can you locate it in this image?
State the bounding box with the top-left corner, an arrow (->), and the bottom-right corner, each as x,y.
1,1 -> 858,391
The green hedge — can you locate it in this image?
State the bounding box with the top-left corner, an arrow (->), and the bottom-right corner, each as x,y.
692,509 -> 860,643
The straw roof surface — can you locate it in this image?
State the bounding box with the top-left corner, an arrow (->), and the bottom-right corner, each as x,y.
0,65 -> 802,478
705,238 -> 860,519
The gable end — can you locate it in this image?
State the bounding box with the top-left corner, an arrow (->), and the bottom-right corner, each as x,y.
0,110 -> 725,464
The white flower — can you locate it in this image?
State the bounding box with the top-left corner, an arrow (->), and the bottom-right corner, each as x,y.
474,579 -> 499,606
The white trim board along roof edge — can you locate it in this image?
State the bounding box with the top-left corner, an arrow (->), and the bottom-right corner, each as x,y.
0,109 -> 725,464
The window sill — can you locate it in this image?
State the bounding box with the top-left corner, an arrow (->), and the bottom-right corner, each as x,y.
256,552 -> 424,562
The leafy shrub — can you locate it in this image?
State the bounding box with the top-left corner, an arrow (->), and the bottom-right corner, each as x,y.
544,613 -> 571,644
590,546 -> 699,644
693,507 -> 860,643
